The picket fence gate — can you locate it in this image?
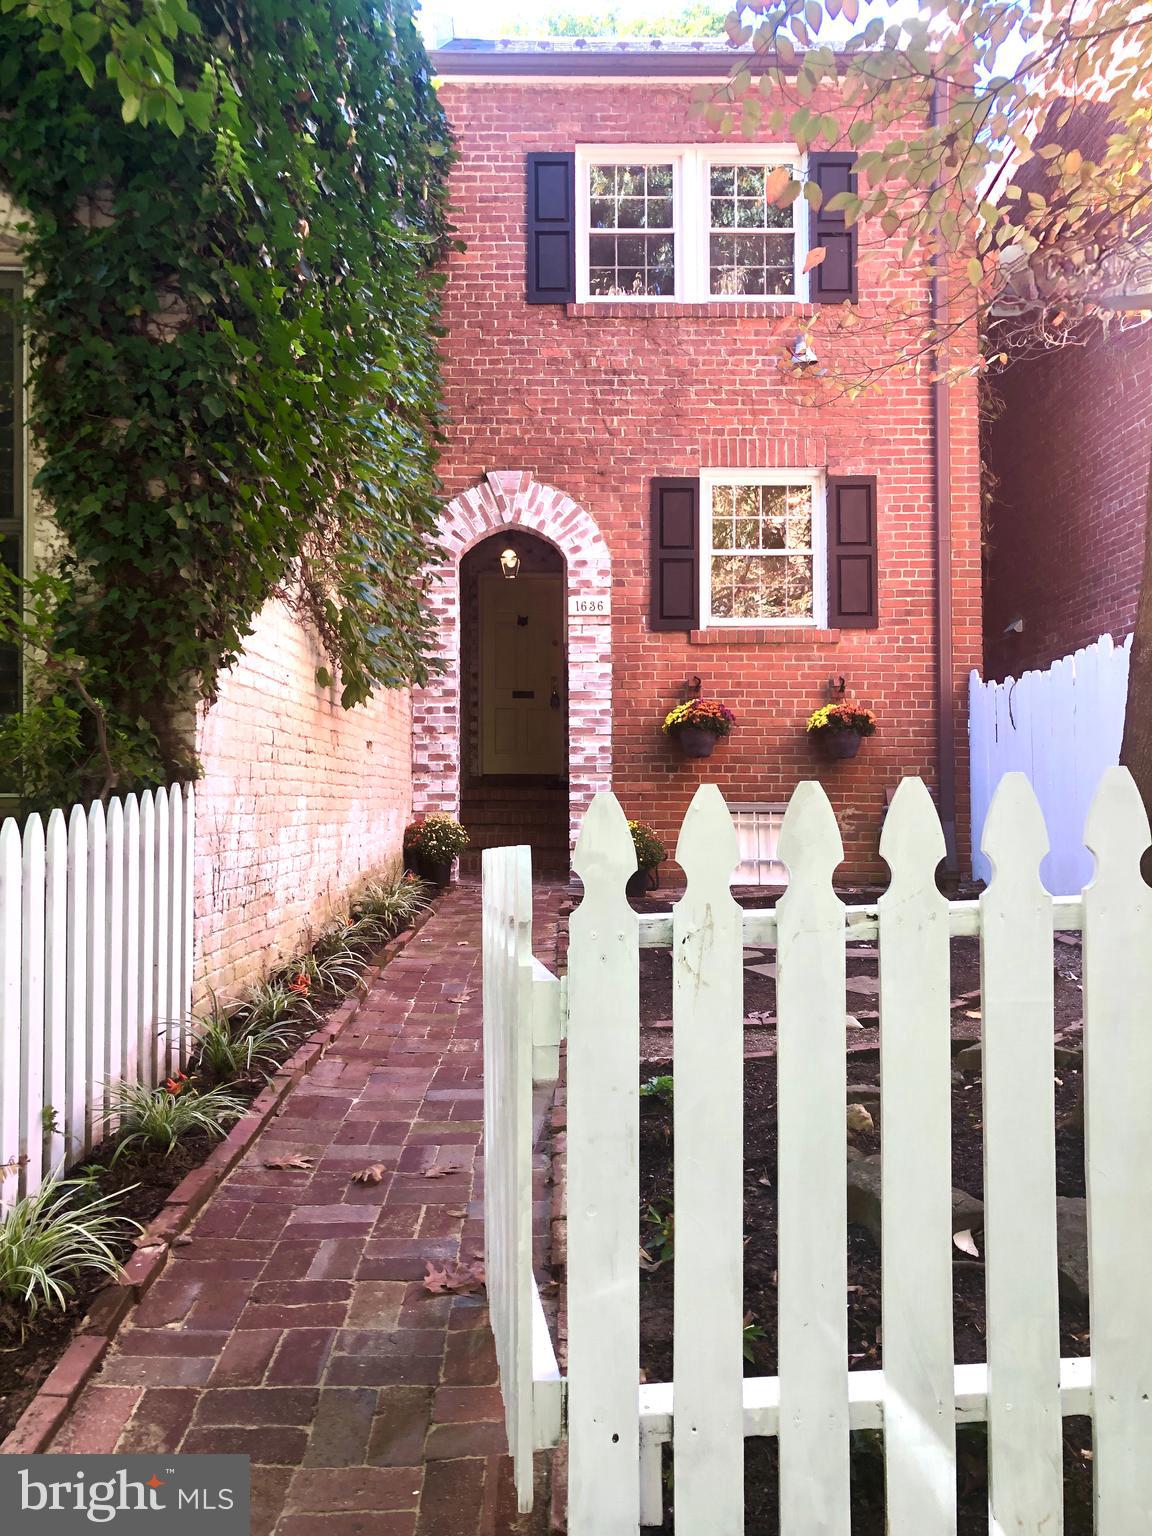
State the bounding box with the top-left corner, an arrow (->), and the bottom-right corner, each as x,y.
482,771 -> 1152,1533
969,631 -> 1131,895
0,785 -> 196,1207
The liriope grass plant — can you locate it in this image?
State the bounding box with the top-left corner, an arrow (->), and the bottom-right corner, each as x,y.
0,1179 -> 139,1327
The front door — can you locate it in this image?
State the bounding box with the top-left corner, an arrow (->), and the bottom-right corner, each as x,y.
479,573 -> 565,775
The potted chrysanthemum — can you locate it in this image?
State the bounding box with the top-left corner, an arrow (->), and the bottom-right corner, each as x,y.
627,820 -> 667,898
662,699 -> 736,759
403,814 -> 470,886
805,700 -> 877,760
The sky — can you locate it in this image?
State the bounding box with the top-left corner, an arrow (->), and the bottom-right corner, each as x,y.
418,1 -> 725,41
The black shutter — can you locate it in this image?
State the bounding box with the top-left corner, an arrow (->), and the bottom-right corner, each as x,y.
809,153 -> 858,304
526,152 -> 576,304
650,478 -> 700,632
827,476 -> 878,628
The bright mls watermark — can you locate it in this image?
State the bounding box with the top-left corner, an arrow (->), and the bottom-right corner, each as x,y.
1,1455 -> 249,1531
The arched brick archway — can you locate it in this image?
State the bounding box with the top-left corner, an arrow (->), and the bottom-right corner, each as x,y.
411,471 -> 612,851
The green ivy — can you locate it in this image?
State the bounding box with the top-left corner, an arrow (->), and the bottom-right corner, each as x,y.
0,0 -> 453,802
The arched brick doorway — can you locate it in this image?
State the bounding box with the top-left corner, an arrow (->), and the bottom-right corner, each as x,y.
411,471 -> 612,867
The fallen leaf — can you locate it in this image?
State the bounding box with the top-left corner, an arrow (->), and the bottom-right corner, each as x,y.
954,1228 -> 980,1258
353,1163 -> 387,1184
423,1162 -> 465,1179
422,1259 -> 486,1295
448,991 -> 474,1004
264,1154 -> 315,1171
964,1009 -> 982,1020
638,1246 -> 663,1273
757,1174 -> 772,1187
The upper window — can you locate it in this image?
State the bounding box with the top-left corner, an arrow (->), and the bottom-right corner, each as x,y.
577,146 -> 806,304
0,272 -> 22,720
701,470 -> 825,627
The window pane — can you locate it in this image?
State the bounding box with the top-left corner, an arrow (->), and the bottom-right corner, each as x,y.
787,485 -> 813,546
0,536 -> 17,715
708,163 -> 796,296
588,232 -> 675,297
785,554 -> 815,617
709,481 -> 818,622
588,163 -> 674,231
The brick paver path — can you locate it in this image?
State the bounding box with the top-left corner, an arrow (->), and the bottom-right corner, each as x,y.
48,881 -> 566,1535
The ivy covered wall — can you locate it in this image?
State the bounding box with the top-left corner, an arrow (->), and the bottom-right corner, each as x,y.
0,0 -> 453,810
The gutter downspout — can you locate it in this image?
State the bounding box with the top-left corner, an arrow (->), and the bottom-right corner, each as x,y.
931,78 -> 959,880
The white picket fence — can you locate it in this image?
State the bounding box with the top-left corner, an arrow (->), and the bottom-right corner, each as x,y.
0,785 -> 195,1207
483,772 -> 1152,1532
970,631 -> 1131,894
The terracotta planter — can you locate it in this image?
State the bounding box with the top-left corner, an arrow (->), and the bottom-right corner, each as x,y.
674,725 -> 719,759
627,865 -> 660,899
814,729 -> 863,761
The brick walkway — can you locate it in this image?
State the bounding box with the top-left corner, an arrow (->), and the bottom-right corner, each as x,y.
47,881 -> 566,1536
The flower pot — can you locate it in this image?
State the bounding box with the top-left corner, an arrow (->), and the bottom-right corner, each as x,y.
675,726 -> 718,759
422,859 -> 454,887
627,865 -> 659,899
814,729 -> 863,761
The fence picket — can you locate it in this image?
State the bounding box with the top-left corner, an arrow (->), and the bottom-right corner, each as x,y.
153,786 -> 170,1081
44,809 -> 68,1173
0,820 -> 21,1208
122,794 -> 141,1089
481,845 -> 536,1512
673,785 -> 744,1535
568,792 -> 640,1536
980,773 -> 1063,1531
182,784 -> 196,1066
138,791 -> 156,1086
775,782 -> 850,1535
877,779 -> 956,1535
166,784 -> 184,1074
64,805 -> 89,1164
85,800 -> 107,1151
1082,767 -> 1152,1531
19,815 -> 46,1196
105,798 -> 125,1110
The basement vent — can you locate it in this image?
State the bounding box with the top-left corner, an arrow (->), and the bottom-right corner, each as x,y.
730,804 -> 789,887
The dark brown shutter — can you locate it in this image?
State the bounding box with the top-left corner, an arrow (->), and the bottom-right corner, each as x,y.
650,478 -> 700,631
827,476 -> 878,628
809,153 -> 858,304
527,153 -> 576,304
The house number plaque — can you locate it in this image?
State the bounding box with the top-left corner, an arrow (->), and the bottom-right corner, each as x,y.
568,594 -> 610,619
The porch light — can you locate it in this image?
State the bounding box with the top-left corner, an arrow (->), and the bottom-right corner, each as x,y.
499,546 -> 521,580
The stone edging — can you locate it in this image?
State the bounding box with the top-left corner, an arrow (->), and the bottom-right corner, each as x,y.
1,897 -> 441,1455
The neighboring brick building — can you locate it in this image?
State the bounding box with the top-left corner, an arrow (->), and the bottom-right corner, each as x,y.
984,320 -> 1152,681
416,37 -> 983,882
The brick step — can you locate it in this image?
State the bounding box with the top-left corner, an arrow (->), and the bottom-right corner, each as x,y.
461,786 -> 568,804
465,830 -> 570,853
462,808 -> 568,829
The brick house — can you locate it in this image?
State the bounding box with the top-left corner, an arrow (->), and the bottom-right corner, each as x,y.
416,36 -> 983,883
982,100 -> 1152,683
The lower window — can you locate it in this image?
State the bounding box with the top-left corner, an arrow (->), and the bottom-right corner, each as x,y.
702,470 -> 825,627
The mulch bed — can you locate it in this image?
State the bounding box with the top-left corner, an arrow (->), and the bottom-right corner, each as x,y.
636,1055 -> 1093,1533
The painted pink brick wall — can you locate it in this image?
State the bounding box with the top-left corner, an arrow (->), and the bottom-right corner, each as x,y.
985,322 -> 1152,680
194,599 -> 411,999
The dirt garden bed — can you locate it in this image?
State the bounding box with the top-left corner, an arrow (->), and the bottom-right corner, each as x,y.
627,914 -> 1093,1532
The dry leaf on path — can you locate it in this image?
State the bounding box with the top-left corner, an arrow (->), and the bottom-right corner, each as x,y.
423,1163 -> 465,1179
264,1154 -> 315,1171
953,1229 -> 980,1258
422,1259 -> 486,1295
353,1163 -> 388,1184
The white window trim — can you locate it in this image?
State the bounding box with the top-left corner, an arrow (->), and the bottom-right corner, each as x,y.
700,468 -> 827,629
575,144 -> 808,305
730,802 -> 789,887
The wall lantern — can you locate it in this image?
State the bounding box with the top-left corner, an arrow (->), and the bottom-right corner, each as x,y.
499,546 -> 521,580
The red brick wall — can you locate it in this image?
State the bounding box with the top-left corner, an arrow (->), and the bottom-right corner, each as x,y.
435,77 -> 983,879
194,599 -> 412,999
984,322 -> 1152,681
